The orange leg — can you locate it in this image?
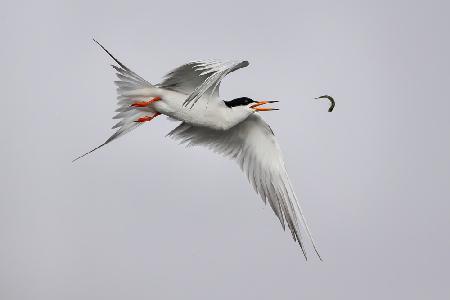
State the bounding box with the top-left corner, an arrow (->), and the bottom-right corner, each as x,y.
130,96 -> 162,107
135,113 -> 161,123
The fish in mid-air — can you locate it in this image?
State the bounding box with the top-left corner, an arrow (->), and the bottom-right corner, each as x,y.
315,95 -> 335,112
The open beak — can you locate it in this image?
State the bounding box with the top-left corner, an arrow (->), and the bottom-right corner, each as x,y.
250,101 -> 279,111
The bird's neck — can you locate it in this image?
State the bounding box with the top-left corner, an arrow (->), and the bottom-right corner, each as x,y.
210,105 -> 252,130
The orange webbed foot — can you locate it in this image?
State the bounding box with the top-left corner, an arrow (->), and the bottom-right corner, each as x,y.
134,113 -> 161,123
130,96 -> 161,107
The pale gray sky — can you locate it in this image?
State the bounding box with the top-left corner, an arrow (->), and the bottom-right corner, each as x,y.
1,0 -> 450,299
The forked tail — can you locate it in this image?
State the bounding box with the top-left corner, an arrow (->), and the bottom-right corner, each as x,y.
73,40 -> 159,162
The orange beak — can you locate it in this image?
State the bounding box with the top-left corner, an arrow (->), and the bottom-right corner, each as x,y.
250,101 -> 279,111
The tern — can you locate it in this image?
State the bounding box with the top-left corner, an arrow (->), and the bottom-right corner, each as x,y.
74,40 -> 322,260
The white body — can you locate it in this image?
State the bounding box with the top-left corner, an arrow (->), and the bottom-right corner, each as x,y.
153,88 -> 251,130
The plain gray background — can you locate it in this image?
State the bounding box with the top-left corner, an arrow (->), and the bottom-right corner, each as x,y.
1,0 -> 449,299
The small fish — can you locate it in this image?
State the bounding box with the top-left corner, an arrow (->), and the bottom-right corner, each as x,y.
315,95 -> 335,112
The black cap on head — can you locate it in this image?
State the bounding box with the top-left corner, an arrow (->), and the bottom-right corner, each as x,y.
224,97 -> 255,108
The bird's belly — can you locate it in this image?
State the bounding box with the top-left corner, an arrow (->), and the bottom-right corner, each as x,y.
154,89 -> 228,130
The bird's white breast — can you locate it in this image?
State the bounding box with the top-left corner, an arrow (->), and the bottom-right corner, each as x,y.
153,88 -> 242,130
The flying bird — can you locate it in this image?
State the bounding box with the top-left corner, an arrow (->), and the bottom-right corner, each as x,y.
74,40 -> 321,260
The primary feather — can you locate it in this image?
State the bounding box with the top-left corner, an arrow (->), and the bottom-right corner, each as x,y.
167,114 -> 321,260
159,60 -> 249,108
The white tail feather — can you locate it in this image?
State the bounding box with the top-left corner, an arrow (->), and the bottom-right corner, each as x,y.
73,40 -> 158,162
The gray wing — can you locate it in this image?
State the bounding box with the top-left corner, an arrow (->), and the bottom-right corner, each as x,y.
167,114 -> 321,260
159,60 -> 249,108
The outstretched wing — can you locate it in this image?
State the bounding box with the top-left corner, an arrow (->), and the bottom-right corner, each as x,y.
167,114 -> 321,260
159,60 -> 249,108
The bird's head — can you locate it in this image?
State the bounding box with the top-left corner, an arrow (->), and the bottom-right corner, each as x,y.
224,97 -> 279,114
